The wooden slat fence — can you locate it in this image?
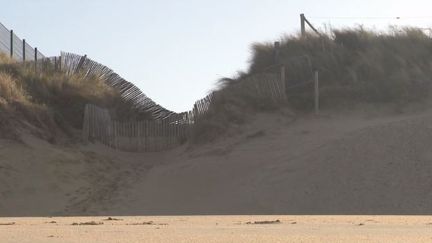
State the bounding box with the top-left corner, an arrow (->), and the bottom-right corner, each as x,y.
83,72 -> 287,152
83,104 -> 189,152
192,92 -> 214,121
242,73 -> 287,102
190,73 -> 286,122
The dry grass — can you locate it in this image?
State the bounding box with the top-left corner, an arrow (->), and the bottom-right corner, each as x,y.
0,53 -> 124,142
0,72 -> 28,104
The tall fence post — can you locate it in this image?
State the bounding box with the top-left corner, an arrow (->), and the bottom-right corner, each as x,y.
10,30 -> 13,58
300,13 -> 306,37
34,47 -> 38,71
300,13 -> 321,37
314,70 -> 319,115
22,39 -> 26,62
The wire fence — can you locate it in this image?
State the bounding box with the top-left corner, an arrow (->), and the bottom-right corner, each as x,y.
0,22 -> 45,61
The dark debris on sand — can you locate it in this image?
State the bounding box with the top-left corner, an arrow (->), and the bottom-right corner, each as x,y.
72,221 -> 103,226
246,219 -> 281,225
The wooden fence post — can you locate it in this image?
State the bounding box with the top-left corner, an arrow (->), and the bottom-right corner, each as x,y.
34,47 -> 38,71
22,39 -> 26,62
301,13 -> 321,37
10,30 -> 13,58
300,14 -> 306,37
314,70 -> 319,115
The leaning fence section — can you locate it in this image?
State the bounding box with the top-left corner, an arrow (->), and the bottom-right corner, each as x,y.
60,52 -> 176,120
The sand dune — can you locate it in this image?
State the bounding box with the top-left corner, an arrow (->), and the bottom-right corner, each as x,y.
117,109 -> 432,215
1,108 -> 432,216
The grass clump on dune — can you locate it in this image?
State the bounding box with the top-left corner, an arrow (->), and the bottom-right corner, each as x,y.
0,53 -> 123,142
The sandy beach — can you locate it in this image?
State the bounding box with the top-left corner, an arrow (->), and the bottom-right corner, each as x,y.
3,4 -> 432,243
2,109 -> 432,216
0,216 -> 431,243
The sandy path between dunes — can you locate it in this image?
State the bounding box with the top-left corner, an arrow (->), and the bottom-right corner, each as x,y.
0,216 -> 431,243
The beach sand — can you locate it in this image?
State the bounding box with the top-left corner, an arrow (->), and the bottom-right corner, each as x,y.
0,216 -> 431,243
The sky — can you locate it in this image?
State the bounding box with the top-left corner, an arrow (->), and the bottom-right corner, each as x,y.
1,0 -> 432,112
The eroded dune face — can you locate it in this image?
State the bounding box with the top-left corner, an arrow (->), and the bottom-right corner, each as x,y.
1,109 -> 432,216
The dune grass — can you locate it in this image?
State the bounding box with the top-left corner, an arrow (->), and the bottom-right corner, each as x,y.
0,53 -> 123,141
191,27 -> 432,142
250,27 -> 432,108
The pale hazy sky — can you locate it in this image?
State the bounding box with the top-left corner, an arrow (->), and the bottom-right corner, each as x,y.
1,0 -> 432,112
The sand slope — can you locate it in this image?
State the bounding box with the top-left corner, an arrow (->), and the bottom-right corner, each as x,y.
1,108 -> 432,215
119,110 -> 432,215
0,135 -> 157,216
